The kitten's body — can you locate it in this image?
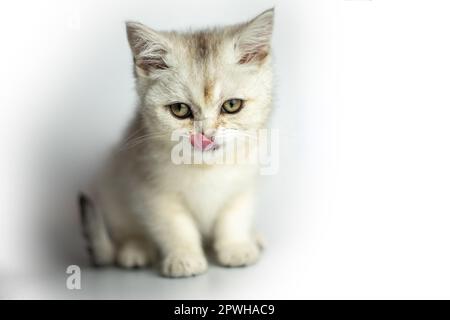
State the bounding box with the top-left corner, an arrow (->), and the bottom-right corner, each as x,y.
81,9 -> 274,277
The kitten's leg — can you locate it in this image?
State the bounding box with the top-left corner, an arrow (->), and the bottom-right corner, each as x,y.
116,238 -> 158,269
214,190 -> 261,267
146,194 -> 207,277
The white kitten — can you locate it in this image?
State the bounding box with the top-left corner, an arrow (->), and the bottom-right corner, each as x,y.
80,9 -> 274,277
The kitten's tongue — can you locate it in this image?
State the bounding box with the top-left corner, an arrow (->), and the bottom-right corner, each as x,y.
190,133 -> 214,151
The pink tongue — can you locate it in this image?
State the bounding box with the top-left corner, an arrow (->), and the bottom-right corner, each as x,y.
190,133 -> 214,151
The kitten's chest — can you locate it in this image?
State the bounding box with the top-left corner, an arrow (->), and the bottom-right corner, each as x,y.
168,165 -> 253,235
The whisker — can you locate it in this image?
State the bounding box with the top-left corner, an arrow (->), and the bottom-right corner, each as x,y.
214,132 -> 258,140
118,132 -> 169,152
123,127 -> 146,145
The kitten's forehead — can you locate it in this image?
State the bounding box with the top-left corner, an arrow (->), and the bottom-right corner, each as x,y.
191,31 -> 221,62
178,30 -> 231,111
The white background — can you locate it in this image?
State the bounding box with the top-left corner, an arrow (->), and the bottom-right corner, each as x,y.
1,0 -> 449,299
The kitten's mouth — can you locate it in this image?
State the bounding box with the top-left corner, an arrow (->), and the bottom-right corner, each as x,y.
190,133 -> 219,152
203,144 -> 220,152
194,142 -> 220,152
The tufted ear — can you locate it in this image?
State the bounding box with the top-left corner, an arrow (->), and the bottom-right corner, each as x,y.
235,8 -> 274,65
126,21 -> 169,76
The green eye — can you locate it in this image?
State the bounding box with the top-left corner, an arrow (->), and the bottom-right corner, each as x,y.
169,103 -> 191,119
222,99 -> 243,114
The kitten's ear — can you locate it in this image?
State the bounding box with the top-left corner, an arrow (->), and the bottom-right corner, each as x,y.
235,8 -> 274,65
126,21 -> 169,76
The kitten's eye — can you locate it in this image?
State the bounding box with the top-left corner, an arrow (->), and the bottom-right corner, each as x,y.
169,103 -> 192,119
222,99 -> 243,114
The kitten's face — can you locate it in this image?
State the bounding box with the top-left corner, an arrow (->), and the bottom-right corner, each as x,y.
127,9 -> 274,162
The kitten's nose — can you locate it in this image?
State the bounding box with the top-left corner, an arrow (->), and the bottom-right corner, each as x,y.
190,133 -> 214,151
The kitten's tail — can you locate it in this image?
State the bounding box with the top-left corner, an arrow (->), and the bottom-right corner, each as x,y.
78,193 -> 115,266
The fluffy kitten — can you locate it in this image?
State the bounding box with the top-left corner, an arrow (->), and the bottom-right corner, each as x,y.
80,9 -> 274,277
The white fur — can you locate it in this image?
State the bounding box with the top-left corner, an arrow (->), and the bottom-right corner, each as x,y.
87,9 -> 274,277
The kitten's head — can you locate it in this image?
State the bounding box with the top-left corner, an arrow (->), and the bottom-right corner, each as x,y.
126,9 -> 274,163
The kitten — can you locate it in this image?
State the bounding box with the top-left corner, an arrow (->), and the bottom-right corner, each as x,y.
80,9 -> 274,277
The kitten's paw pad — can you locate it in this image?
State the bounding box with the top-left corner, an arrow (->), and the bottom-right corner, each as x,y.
116,242 -> 149,269
216,241 -> 260,267
161,252 -> 208,278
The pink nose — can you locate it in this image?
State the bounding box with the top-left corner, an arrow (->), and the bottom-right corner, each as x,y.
190,133 -> 214,151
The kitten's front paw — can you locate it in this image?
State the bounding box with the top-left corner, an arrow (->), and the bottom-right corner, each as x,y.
161,252 -> 208,278
116,241 -> 150,269
215,241 -> 261,267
